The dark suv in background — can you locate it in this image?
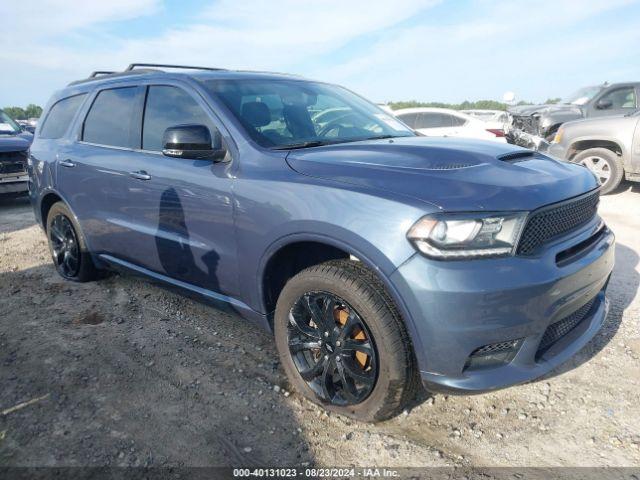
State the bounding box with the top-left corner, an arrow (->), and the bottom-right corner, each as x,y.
29,64 -> 614,422
0,109 -> 32,196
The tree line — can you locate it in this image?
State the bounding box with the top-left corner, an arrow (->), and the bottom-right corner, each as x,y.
3,104 -> 43,120
386,98 -> 562,111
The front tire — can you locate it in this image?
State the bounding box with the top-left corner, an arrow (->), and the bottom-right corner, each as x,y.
573,148 -> 624,195
46,201 -> 100,282
274,260 -> 419,422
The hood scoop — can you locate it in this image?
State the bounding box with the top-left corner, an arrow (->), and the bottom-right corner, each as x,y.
498,151 -> 537,163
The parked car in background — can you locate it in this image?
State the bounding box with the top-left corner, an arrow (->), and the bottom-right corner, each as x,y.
507,82 -> 640,149
549,111 -> 640,194
0,109 -> 32,196
394,107 -> 506,142
30,64 -> 613,422
461,109 -> 508,124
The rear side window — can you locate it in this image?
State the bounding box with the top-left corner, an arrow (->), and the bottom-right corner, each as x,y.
450,115 -> 466,127
416,113 -> 450,128
83,87 -> 139,148
142,86 -> 217,151
397,113 -> 418,128
39,94 -> 87,139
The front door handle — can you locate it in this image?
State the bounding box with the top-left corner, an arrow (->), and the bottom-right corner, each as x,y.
129,170 -> 151,181
59,159 -> 76,168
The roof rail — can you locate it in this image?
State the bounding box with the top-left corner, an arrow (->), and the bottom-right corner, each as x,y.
89,71 -> 116,78
125,63 -> 226,72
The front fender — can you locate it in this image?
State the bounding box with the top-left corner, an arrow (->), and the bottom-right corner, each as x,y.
256,229 -> 428,371
541,112 -> 582,134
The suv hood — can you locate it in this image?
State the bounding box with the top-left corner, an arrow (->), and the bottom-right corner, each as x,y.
286,137 -> 597,211
508,103 -> 583,117
0,132 -> 32,152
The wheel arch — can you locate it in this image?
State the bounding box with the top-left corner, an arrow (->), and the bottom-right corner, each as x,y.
568,139 -> 624,161
256,232 -> 426,370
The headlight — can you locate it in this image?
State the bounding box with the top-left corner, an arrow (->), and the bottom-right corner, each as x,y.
407,212 -> 527,259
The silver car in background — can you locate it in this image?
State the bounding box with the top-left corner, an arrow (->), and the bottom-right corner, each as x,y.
548,111 -> 640,194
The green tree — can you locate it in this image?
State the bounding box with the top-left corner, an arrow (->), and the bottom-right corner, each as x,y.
544,97 -> 562,104
386,99 -> 534,111
3,106 -> 27,120
25,104 -> 43,118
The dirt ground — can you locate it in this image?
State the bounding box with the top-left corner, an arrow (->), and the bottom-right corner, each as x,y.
1,185 -> 639,468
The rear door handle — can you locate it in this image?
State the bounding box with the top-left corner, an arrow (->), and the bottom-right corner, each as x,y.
59,159 -> 76,168
129,170 -> 151,181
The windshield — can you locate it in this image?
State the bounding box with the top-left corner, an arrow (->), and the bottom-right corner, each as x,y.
561,86 -> 603,106
201,79 -> 415,148
0,110 -> 21,134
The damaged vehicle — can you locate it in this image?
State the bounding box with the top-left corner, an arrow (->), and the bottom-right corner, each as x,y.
506,82 -> 640,150
548,110 -> 640,194
0,109 -> 33,196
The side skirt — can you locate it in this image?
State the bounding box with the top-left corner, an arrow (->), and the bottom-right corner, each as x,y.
98,254 -> 271,331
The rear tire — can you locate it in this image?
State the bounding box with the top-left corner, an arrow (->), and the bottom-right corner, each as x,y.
274,259 -> 419,422
46,201 -> 100,282
573,148 -> 624,195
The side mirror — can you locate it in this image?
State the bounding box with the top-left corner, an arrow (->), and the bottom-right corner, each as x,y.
162,124 -> 226,161
596,98 -> 613,110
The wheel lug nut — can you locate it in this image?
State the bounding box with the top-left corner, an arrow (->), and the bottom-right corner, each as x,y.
336,341 -> 341,347
336,356 -> 341,362
324,331 -> 329,338
324,355 -> 329,361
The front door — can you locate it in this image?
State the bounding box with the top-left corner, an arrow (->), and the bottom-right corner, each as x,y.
119,84 -> 238,298
588,86 -> 638,118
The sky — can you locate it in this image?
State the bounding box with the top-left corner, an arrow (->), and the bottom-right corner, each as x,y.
1,0 -> 640,108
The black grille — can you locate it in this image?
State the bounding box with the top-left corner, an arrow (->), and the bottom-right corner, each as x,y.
536,297 -> 596,359
0,151 -> 27,175
471,339 -> 522,356
517,190 -> 600,255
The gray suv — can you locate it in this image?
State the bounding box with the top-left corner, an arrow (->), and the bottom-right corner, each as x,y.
548,111 -> 640,194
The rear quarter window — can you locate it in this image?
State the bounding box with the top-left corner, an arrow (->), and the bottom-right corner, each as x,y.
38,94 -> 87,139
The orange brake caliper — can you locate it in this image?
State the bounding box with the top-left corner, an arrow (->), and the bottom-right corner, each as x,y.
334,308 -> 368,368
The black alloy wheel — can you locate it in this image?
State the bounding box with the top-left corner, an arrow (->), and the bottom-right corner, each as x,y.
287,291 -> 378,406
49,213 -> 80,278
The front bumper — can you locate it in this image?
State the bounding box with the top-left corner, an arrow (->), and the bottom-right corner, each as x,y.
0,174 -> 29,194
390,216 -> 615,392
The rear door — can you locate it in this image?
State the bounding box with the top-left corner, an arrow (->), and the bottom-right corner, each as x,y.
57,85 -> 145,255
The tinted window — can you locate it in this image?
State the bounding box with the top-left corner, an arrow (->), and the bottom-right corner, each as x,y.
450,115 -> 466,127
39,94 -> 86,139
397,113 -> 418,128
83,87 -> 139,147
416,113 -> 451,128
202,79 -> 414,148
599,87 -> 637,109
143,86 -> 217,151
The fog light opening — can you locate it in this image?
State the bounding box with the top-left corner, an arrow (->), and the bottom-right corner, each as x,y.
463,339 -> 523,372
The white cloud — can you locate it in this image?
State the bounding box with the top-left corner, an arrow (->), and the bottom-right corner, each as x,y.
0,0 -> 160,37
1,0 -> 639,106
323,0 -> 640,102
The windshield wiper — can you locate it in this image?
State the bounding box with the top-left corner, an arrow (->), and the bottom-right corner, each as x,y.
272,140 -> 336,150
